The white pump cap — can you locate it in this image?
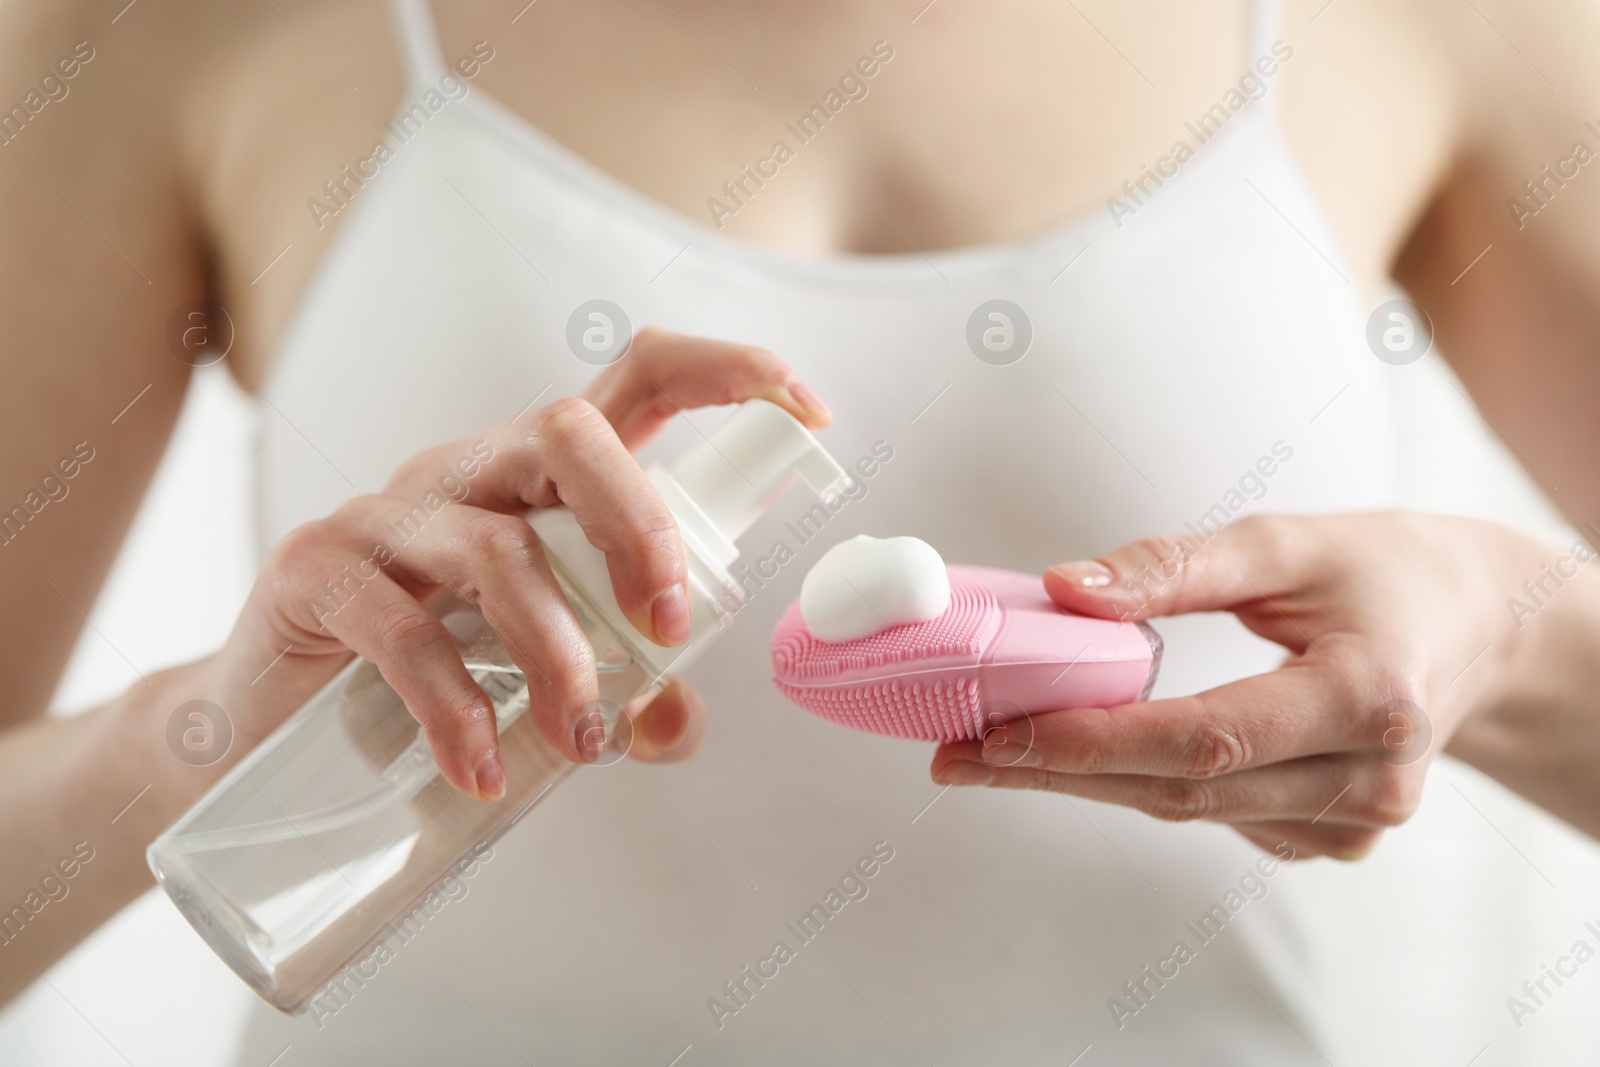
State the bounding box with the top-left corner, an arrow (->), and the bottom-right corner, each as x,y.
650,399 -> 847,569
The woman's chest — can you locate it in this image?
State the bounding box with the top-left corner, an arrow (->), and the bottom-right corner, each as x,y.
211,0 -> 1448,392
253,103 -> 1398,562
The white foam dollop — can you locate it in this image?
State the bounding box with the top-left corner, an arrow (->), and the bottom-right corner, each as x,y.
799,535 -> 951,643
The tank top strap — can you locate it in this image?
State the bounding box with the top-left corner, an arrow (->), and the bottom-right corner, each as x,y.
389,0 -> 449,93
1249,0 -> 1282,58
1248,0 -> 1284,115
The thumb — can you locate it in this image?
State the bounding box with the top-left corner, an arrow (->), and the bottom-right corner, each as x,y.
1043,517 -> 1314,621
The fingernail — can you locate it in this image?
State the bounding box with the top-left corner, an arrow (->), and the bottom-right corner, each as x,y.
474,754 -> 506,801
1048,560 -> 1114,589
785,378 -> 831,420
652,585 -> 691,645
936,762 -> 994,787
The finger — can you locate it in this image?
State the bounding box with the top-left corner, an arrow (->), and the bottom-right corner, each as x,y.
384,403 -> 690,646
944,661 -> 1364,778
1042,515 -> 1325,622
968,761 -> 1335,822
381,329 -> 832,643
583,327 -> 830,448
933,752 -> 1421,827
625,678 -> 707,763
302,565 -> 504,801
327,497 -> 603,763
1230,820 -> 1385,861
383,328 -> 828,505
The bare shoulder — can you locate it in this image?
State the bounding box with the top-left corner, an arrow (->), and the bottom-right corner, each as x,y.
1284,0 -> 1600,280
1407,0 -> 1600,107
4,0 -> 405,388
1384,0 -> 1600,298
172,0 -> 405,389
1417,0 -> 1600,242
0,0 -> 206,429
0,0 -> 234,140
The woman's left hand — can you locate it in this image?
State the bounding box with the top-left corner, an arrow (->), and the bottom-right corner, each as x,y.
929,512 -> 1588,859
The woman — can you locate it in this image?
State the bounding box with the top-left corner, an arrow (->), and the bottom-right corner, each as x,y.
2,0 -> 1599,1062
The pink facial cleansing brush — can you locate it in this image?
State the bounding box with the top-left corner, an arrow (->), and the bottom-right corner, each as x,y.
771,565 -> 1161,742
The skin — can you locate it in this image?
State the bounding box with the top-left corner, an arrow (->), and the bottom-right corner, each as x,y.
931,514 -> 1600,858
0,0 -> 1597,1006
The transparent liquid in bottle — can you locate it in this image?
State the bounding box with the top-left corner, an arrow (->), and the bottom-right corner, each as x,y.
149,398 -> 844,1014
148,567 -> 725,1014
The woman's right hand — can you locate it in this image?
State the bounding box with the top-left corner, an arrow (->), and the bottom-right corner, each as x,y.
196,328 -> 830,801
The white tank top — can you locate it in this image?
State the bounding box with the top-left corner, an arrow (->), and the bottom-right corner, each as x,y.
234,2 -> 1589,1062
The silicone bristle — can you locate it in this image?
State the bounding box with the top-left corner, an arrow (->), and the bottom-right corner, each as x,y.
771,571 -> 1002,742
777,673 -> 985,742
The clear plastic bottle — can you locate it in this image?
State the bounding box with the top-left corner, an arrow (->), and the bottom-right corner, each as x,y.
148,400 -> 846,1014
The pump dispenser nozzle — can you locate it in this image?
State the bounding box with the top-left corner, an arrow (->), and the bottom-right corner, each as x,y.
665,399 -> 848,545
